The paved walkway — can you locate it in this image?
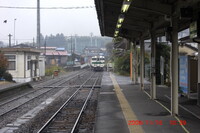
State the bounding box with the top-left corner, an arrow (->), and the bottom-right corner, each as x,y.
95,72 -> 200,133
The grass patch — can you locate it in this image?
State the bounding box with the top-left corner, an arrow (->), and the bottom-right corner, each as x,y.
45,66 -> 66,76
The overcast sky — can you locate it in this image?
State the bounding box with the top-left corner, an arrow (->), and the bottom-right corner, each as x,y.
0,0 -> 100,43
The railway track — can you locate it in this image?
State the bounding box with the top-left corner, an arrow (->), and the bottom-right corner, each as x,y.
37,72 -> 101,133
0,70 -> 89,117
32,70 -> 88,88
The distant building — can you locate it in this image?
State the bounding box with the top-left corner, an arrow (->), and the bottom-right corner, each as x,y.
0,44 -> 45,83
41,47 -> 68,66
179,43 -> 198,56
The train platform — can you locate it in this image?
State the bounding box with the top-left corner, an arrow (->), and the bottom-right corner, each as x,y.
95,72 -> 200,133
0,82 -> 30,93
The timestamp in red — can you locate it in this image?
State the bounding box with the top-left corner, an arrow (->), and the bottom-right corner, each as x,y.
128,120 -> 186,126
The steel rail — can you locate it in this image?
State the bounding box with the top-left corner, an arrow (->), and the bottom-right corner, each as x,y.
0,70 -> 88,108
0,71 -> 91,117
37,72 -> 96,133
34,69 -> 88,88
70,78 -> 98,133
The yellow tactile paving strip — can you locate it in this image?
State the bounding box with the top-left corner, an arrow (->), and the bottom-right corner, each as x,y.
110,73 -> 144,133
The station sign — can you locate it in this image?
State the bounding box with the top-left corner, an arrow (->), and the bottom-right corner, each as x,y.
190,21 -> 197,38
190,20 -> 200,39
179,55 -> 188,94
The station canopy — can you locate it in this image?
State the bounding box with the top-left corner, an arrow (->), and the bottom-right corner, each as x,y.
94,0 -> 200,40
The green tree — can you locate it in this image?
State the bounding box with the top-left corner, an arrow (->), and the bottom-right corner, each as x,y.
105,42 -> 113,54
113,50 -> 130,75
0,52 -> 8,78
156,43 -> 170,84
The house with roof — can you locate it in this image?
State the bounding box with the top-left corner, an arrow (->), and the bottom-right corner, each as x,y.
41,47 -> 68,66
179,43 -> 198,56
0,44 -> 45,83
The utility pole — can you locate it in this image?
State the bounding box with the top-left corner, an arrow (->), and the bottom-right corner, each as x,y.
8,34 -> 12,47
33,38 -> 35,47
44,40 -> 46,56
74,34 -> 77,53
14,18 -> 17,45
71,35 -> 73,66
90,33 -> 93,47
73,35 -> 75,66
95,37 -> 97,47
37,0 -> 41,49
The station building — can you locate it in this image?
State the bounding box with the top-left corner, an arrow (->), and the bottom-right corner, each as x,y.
0,45 -> 45,83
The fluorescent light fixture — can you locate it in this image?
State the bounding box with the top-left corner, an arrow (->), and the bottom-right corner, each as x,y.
118,14 -> 125,24
117,23 -> 122,28
114,32 -> 118,36
118,18 -> 124,23
121,4 -> 130,13
121,0 -> 132,13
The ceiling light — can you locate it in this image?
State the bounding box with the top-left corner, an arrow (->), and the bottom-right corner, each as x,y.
121,4 -> 130,13
116,23 -> 122,28
121,0 -> 132,13
118,18 -> 124,24
115,30 -> 119,34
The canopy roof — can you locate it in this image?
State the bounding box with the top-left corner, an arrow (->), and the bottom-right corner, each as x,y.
95,0 -> 200,40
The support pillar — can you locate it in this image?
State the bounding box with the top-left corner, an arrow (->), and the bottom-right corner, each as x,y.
130,42 -> 133,81
150,30 -> 156,99
135,42 -> 139,84
132,42 -> 136,84
197,44 -> 200,106
140,39 -> 144,90
171,16 -> 179,115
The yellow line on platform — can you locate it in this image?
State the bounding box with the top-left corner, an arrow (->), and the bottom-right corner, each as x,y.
110,73 -> 144,133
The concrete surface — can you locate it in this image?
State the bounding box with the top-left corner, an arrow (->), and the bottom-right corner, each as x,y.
95,72 -> 200,133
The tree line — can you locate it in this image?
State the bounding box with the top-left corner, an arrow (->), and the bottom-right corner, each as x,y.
40,33 -> 112,54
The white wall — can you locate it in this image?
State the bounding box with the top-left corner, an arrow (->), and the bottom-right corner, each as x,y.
39,56 -> 45,76
8,52 -> 25,79
6,52 -> 42,83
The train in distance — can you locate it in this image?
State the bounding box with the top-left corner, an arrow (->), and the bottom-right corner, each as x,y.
90,55 -> 105,71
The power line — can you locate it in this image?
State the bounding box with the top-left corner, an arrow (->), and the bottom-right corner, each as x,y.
0,6 -> 94,9
0,39 -> 33,40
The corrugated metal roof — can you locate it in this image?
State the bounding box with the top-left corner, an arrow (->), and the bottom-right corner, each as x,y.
56,48 -> 65,51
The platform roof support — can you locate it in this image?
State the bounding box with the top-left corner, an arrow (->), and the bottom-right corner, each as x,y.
130,42 -> 133,81
140,39 -> 144,90
197,44 -> 200,106
134,41 -> 139,84
132,42 -> 137,84
150,30 -> 156,99
171,16 -> 179,115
